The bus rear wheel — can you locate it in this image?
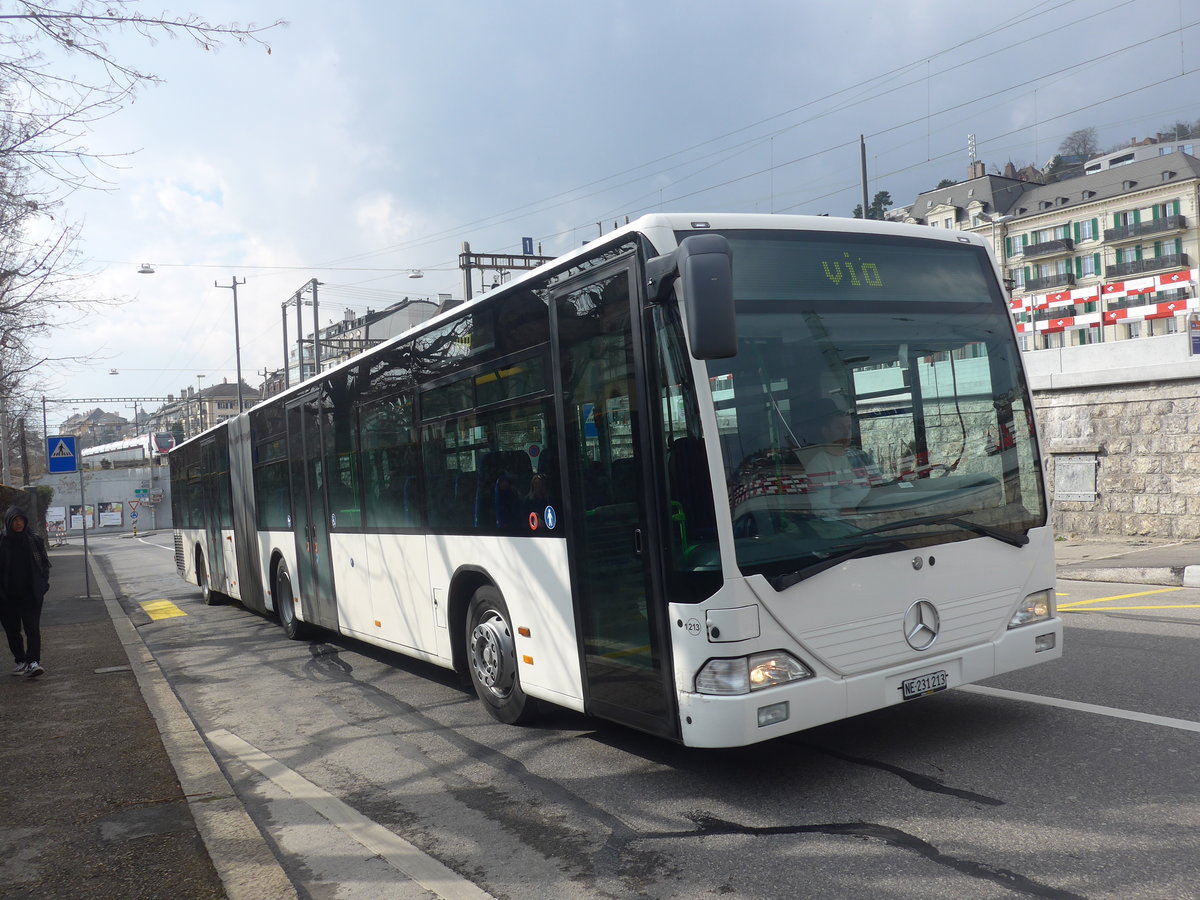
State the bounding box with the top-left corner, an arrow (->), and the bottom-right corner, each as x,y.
275,561 -> 312,641
466,586 -> 537,724
196,550 -> 219,606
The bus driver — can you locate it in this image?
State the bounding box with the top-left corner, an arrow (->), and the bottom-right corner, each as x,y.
796,399 -> 872,516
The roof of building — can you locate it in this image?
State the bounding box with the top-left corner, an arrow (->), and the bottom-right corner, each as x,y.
906,172 -> 1031,224
1007,152 -> 1200,220
198,380 -> 261,400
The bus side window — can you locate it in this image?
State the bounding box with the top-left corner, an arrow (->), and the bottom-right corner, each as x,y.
475,449 -> 532,530
668,436 -> 716,542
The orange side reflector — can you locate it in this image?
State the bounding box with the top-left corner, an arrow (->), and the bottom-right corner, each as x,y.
518,626 -> 531,637
374,620 -> 382,628
522,655 -> 534,665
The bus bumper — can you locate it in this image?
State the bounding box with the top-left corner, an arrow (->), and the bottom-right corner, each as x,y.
676,617 -> 1064,748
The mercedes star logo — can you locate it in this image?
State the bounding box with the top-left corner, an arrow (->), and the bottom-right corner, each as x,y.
903,600 -> 941,651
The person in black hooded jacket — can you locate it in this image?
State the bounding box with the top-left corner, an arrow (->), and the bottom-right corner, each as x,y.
0,506 -> 51,677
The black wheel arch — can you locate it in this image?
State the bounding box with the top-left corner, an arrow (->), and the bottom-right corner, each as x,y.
268,550 -> 288,615
447,565 -> 500,677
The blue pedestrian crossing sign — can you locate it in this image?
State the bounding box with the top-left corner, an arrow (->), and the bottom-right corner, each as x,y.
46,435 -> 78,474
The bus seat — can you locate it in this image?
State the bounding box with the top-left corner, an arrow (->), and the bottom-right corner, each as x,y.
475,450 -> 533,530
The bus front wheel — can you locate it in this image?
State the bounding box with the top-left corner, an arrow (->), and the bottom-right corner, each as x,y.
275,561 -> 312,641
466,586 -> 537,724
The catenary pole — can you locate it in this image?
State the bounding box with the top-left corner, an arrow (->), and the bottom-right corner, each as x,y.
214,277 -> 247,412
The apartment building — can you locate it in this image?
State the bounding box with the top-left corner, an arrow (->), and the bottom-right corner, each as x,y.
904,153 -> 1200,352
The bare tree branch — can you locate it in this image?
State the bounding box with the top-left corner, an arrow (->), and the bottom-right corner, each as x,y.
0,2 -> 285,410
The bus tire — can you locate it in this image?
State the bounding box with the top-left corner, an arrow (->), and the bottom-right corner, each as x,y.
196,549 -> 219,606
466,586 -> 537,724
275,561 -> 312,641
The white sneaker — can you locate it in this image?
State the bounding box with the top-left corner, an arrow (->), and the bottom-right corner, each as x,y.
11,662 -> 27,676
25,661 -> 44,678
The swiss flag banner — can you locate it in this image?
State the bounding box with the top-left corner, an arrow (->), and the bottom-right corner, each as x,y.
1101,281 -> 1125,295
1147,299 -> 1188,319
1015,321 -> 1032,333
1127,285 -> 1156,296
1105,308 -> 1129,322
1044,316 -> 1075,332
1009,298 -> 1025,311
1158,269 -> 1189,286
1046,290 -> 1071,304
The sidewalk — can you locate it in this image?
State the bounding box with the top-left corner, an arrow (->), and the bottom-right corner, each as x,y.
0,542 -> 294,900
1054,534 -> 1200,586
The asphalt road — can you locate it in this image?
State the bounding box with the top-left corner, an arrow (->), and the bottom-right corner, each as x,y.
89,535 -> 1200,900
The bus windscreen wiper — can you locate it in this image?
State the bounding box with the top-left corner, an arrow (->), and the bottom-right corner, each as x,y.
769,540 -> 901,591
856,512 -> 1029,548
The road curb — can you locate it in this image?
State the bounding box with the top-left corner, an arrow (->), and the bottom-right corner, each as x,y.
1056,565 -> 1183,586
89,555 -> 298,900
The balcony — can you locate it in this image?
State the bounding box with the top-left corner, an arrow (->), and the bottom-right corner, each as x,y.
1103,215 -> 1187,243
1104,294 -> 1156,313
1023,238 -> 1074,259
1026,272 -> 1076,292
1105,252 -> 1190,280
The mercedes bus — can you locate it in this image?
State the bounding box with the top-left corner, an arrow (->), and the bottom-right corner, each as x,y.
170,213 -> 1061,748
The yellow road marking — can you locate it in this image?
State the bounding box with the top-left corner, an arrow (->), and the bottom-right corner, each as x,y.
1063,605 -> 1200,612
140,599 -> 187,620
1057,588 -> 1182,609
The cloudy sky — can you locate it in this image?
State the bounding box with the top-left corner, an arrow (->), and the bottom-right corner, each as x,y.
29,0 -> 1200,422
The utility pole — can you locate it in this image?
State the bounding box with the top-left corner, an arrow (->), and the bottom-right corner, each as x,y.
18,417 -> 29,484
860,134 -> 870,220
0,395 -> 10,484
214,277 -> 247,412
281,302 -> 290,390
310,278 -> 321,376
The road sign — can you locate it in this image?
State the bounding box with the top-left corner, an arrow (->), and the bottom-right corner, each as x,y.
130,511 -> 139,521
46,436 -> 78,474
134,488 -> 148,496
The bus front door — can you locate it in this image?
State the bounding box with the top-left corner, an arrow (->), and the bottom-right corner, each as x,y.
554,261 -> 677,739
286,395 -> 338,630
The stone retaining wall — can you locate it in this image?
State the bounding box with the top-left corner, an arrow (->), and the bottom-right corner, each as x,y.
1036,380 -> 1200,538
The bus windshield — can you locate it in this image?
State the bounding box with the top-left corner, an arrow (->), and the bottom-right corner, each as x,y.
691,229 -> 1047,586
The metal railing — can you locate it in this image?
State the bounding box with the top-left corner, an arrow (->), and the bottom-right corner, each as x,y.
1023,238 -> 1074,259
1026,272 -> 1076,292
1105,253 -> 1189,280
1103,215 -> 1186,242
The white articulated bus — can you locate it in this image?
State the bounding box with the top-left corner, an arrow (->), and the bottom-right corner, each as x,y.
171,213 -> 1061,748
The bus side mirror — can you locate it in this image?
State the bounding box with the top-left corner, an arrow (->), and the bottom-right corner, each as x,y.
647,234 -> 736,360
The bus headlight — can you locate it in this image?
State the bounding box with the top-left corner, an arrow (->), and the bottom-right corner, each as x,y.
695,651 -> 814,695
1008,589 -> 1054,628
